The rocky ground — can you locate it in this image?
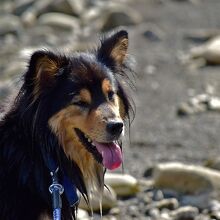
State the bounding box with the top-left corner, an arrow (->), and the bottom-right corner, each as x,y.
1,0 -> 220,219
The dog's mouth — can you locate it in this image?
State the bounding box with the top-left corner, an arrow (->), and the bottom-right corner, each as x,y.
75,128 -> 122,170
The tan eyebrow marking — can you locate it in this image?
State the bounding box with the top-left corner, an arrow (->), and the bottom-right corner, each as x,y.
79,89 -> 92,104
102,79 -> 113,96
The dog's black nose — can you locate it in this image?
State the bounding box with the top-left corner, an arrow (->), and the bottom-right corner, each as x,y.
107,121 -> 124,136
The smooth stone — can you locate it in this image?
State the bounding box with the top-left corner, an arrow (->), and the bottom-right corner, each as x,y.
77,208 -> 90,220
147,208 -> 160,218
49,0 -> 86,16
81,6 -> 101,25
153,162 -> 220,196
104,173 -> 140,197
177,94 -> 220,116
209,200 -> 220,212
109,207 -> 120,215
210,211 -> 220,220
195,214 -> 210,220
38,13 -> 80,31
189,36 -> 220,64
145,198 -> 179,212
66,0 -> 85,15
100,5 -> 142,31
170,206 -> 199,220
208,97 -> 220,111
21,7 -> 37,26
153,190 -> 164,201
79,185 -> 117,212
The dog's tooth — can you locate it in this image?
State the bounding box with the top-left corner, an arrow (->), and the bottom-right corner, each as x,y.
88,138 -> 91,143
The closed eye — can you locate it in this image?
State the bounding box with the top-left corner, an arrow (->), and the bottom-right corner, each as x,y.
72,100 -> 90,108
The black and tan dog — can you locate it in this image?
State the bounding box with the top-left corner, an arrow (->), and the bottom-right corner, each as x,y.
0,30 -> 133,220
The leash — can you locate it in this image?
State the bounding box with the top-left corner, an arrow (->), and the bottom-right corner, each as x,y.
46,156 -> 79,220
49,168 -> 64,220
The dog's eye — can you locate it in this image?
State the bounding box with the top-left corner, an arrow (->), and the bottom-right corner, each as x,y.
73,101 -> 89,108
108,91 -> 115,101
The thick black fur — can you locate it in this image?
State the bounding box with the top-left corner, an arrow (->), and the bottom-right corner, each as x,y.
0,30 -> 133,220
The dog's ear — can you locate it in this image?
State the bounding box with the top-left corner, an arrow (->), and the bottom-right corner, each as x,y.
98,30 -> 128,66
25,50 -> 66,97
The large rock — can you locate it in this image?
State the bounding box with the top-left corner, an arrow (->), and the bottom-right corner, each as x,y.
189,36 -> 220,65
153,162 -> 220,195
105,173 -> 140,197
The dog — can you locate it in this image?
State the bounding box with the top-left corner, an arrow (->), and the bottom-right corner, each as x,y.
0,30 -> 134,220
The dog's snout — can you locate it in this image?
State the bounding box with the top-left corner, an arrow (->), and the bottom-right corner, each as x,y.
107,121 -> 123,136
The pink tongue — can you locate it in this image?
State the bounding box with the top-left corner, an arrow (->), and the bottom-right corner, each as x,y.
93,141 -> 122,170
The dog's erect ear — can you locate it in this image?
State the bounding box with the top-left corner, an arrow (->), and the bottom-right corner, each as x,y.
98,30 -> 128,66
25,50 -> 66,97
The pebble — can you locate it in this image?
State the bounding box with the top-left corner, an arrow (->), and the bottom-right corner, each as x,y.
109,207 -> 120,215
144,65 -> 157,75
170,206 -> 199,220
66,0 -> 86,15
195,214 -> 210,220
209,200 -> 220,212
177,93 -> 220,116
77,208 -> 90,220
210,211 -> 220,220
148,208 -> 160,218
101,5 -> 142,31
153,190 -> 164,201
21,8 -> 37,27
145,198 -> 179,213
208,97 -> 220,111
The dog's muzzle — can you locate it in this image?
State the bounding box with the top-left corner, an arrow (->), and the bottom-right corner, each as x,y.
106,121 -> 124,137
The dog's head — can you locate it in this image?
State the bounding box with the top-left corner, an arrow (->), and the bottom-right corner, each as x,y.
23,30 -> 133,192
